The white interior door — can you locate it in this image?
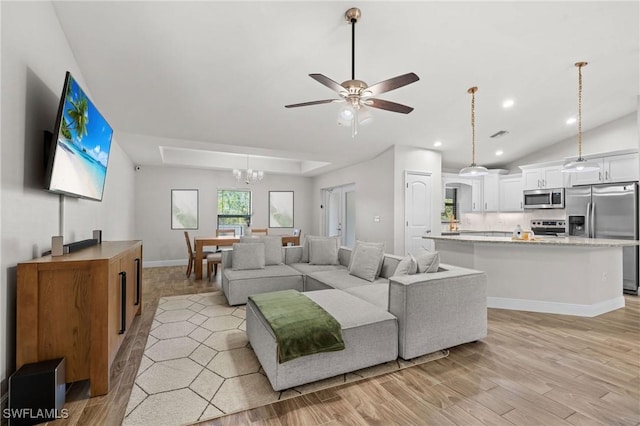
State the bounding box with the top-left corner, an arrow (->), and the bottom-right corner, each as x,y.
327,188 -> 342,238
405,172 -> 433,254
344,189 -> 356,247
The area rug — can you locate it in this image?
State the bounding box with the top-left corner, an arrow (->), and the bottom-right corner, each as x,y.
123,291 -> 448,426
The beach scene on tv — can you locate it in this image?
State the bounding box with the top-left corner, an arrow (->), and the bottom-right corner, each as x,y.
49,74 -> 113,200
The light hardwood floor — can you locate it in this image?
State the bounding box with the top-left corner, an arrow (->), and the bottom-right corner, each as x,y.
50,266 -> 640,425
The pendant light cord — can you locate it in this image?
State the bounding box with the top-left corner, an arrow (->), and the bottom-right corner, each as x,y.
577,62 -> 584,159
468,87 -> 478,165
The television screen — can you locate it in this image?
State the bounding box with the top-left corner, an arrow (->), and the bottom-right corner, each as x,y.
45,72 -> 113,201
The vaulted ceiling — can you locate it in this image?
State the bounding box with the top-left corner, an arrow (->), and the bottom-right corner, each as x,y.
53,1 -> 639,176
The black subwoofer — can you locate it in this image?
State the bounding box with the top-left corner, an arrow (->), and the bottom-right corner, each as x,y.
8,358 -> 66,425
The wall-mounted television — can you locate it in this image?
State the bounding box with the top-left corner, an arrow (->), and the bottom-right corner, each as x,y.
45,72 -> 113,201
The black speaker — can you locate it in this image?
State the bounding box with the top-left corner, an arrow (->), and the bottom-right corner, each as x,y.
8,358 -> 66,425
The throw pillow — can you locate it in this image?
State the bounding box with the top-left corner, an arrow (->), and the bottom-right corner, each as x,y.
394,255 -> 417,275
413,250 -> 440,273
302,236 -> 339,263
241,236 -> 282,265
231,243 -> 266,270
348,242 -> 385,282
349,241 -> 385,278
308,238 -> 340,265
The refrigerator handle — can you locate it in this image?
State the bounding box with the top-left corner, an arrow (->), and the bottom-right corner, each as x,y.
586,202 -> 591,238
590,202 -> 596,238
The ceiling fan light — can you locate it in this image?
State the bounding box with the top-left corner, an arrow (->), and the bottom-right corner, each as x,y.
561,158 -> 600,173
459,164 -> 489,177
358,107 -> 373,125
339,105 -> 355,120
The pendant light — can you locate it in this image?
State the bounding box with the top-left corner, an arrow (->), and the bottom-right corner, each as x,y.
232,155 -> 264,185
459,87 -> 488,177
562,62 -> 600,173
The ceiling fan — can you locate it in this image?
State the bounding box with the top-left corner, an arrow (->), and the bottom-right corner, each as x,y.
285,7 -> 419,136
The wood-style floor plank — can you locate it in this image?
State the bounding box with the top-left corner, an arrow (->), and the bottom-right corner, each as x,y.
44,266 -> 639,426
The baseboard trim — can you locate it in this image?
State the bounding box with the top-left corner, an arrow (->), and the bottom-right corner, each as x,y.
487,296 -> 625,317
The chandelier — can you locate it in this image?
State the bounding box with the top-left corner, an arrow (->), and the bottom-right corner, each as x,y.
459,87 -> 488,177
562,62 -> 600,173
233,156 -> 264,185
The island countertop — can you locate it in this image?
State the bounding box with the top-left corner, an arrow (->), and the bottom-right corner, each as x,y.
424,234 -> 640,247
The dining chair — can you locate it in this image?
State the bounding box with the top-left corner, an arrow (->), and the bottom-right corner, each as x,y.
251,228 -> 269,236
215,228 -> 236,252
207,252 -> 222,280
184,231 -> 214,278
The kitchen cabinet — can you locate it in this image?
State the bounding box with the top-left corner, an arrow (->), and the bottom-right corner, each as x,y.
522,165 -> 565,190
16,241 -> 143,396
471,179 -> 483,212
482,174 -> 500,212
569,153 -> 639,186
499,174 -> 523,211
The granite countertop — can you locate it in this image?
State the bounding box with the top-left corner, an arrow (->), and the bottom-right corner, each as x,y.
441,230 -> 512,235
424,235 -> 640,247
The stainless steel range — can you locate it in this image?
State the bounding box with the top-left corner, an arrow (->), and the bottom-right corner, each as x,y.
530,219 -> 566,236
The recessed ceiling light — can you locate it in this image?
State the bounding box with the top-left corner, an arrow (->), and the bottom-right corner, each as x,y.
433,141 -> 442,147
566,117 -> 577,125
502,99 -> 515,108
495,150 -> 504,156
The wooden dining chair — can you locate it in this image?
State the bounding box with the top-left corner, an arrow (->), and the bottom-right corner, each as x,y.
207,252 -> 222,280
215,228 -> 236,252
184,231 -> 214,277
251,228 -> 268,236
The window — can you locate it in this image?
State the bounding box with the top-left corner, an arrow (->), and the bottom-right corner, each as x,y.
217,190 -> 251,235
441,187 -> 459,221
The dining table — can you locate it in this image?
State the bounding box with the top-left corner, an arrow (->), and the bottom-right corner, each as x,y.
194,234 -> 301,279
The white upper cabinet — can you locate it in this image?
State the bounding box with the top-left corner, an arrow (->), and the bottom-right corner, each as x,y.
471,179 -> 483,212
569,153 -> 639,186
521,165 -> 565,190
499,174 -> 523,211
482,173 -> 500,212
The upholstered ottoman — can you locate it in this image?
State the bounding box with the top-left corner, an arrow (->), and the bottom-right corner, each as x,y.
246,289 -> 398,391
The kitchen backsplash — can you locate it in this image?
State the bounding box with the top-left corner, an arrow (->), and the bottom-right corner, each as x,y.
443,210 -> 566,232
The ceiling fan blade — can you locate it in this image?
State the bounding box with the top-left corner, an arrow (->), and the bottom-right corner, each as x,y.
364,72 -> 419,97
285,99 -> 341,108
309,74 -> 347,94
366,98 -> 414,114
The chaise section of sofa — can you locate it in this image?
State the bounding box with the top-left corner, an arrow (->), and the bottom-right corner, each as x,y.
389,264 -> 487,359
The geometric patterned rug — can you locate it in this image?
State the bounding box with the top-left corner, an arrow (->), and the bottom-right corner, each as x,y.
123,291 -> 448,426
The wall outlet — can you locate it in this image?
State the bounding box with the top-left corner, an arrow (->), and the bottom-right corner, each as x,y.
373,215 -> 380,223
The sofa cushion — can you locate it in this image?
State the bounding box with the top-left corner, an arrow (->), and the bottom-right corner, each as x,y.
394,255 -> 417,276
349,241 -> 385,277
348,242 -> 385,282
232,243 -> 265,270
413,250 -> 440,273
344,284 -> 390,311
224,263 -> 302,281
288,263 -> 347,275
307,269 -> 388,292
308,238 -> 340,265
302,236 -> 340,263
241,236 -> 282,265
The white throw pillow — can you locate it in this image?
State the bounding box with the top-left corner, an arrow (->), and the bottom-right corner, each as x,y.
231,243 -> 266,270
308,238 -> 340,265
241,236 -> 282,265
348,241 -> 385,278
413,250 -> 440,273
302,236 -> 339,263
348,242 -> 385,282
394,255 -> 417,275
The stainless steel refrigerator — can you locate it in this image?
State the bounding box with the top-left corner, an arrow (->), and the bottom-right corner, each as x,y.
565,182 -> 639,294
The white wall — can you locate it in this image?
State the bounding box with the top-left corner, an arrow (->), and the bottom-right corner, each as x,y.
393,146 -> 442,255
134,165 -> 313,264
312,148 -> 395,252
1,1 -> 135,396
506,113 -> 638,171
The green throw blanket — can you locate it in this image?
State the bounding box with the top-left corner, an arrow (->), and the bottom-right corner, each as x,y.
249,290 -> 345,363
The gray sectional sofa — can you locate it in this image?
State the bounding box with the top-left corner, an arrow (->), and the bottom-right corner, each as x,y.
221,239 -> 487,390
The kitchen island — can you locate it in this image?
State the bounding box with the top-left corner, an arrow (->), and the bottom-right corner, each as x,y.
424,235 -> 640,317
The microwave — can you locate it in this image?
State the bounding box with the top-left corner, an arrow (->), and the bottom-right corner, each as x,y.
523,188 -> 564,209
